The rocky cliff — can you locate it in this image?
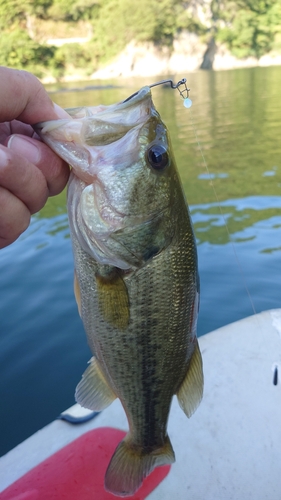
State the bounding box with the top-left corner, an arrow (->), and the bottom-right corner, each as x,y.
91,31 -> 281,80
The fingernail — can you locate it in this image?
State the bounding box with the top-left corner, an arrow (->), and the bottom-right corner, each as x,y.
7,135 -> 41,164
53,102 -> 71,119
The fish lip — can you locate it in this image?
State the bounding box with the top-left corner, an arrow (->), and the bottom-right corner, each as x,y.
117,86 -> 151,109
34,87 -> 151,134
34,118 -> 75,134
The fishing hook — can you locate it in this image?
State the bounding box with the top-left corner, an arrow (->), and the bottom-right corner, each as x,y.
123,78 -> 190,103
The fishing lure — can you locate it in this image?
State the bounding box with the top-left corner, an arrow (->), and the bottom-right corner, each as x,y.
149,78 -> 192,108
124,77 -> 193,108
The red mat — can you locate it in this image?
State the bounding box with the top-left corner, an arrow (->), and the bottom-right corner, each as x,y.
0,427 -> 171,500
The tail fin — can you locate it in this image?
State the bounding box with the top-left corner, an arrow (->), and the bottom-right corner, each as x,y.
105,435 -> 175,497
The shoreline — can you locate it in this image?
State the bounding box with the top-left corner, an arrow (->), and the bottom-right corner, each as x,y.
41,36 -> 281,85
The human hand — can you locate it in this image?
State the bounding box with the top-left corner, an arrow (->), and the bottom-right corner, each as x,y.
0,67 -> 70,248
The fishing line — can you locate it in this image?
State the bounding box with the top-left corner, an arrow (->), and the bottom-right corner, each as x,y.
167,79 -> 257,317
144,77 -> 278,385
178,82 -> 281,388
131,77 -> 257,318
188,108 -> 257,316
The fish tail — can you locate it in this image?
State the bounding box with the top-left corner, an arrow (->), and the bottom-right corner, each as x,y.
104,434 -> 175,497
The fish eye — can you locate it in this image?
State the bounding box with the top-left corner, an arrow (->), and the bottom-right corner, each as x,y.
147,144 -> 169,170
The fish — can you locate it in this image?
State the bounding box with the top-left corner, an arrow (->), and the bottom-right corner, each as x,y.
34,86 -> 203,497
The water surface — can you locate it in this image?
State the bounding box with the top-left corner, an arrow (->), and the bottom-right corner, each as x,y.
1,66 -> 281,456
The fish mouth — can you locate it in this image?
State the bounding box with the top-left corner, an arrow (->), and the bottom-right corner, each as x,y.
33,86 -> 153,182
65,85 -> 152,116
35,86 -> 152,133
118,86 -> 151,107
121,85 -> 151,104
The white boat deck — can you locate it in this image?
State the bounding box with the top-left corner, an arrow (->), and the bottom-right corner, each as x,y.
1,309 -> 281,499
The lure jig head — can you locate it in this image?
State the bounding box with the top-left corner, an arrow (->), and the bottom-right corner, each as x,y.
123,77 -> 192,108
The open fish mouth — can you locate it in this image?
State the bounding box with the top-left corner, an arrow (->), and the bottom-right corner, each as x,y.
34,86 -> 154,187
36,86 -> 152,134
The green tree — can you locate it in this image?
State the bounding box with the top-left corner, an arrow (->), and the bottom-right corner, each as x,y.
30,0 -> 54,19
0,0 -> 29,29
47,0 -> 99,21
48,42 -> 95,78
90,0 -> 186,64
215,0 -> 281,58
0,29 -> 56,76
0,0 -> 53,28
0,0 -> 280,80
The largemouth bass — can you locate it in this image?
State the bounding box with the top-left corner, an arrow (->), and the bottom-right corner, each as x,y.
35,86 -> 203,497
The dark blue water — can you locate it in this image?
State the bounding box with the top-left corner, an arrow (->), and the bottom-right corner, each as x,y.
1,66 -> 281,456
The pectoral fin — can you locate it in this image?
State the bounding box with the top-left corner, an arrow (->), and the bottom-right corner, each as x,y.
75,356 -> 116,411
177,340 -> 203,418
96,269 -> 130,330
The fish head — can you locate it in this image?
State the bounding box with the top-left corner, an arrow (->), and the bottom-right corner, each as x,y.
35,87 -> 180,269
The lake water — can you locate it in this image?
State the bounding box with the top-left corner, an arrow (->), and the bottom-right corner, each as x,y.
1,66 -> 281,456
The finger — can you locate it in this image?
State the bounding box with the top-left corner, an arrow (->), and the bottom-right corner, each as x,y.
7,134 -> 70,196
0,67 -> 70,124
0,122 -> 34,147
0,145 -> 48,214
9,120 -> 34,137
0,186 -> 30,249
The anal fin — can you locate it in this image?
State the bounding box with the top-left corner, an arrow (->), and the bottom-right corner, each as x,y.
75,356 -> 116,411
177,339 -> 204,418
